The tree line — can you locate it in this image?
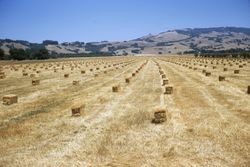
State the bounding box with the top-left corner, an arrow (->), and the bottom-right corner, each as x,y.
184,48 -> 250,58
0,47 -> 115,61
0,47 -> 50,60
196,52 -> 250,58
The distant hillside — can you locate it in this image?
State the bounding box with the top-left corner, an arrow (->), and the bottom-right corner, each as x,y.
1,27 -> 250,56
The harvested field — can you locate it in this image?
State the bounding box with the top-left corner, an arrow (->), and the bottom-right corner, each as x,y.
0,56 -> 250,166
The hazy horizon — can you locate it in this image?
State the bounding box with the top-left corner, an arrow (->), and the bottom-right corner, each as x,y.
0,0 -> 249,43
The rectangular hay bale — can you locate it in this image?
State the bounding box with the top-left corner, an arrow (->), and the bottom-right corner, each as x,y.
73,80 -> 80,85
3,94 -> 18,105
162,79 -> 169,86
112,85 -> 121,92
125,78 -> 131,83
152,108 -> 167,124
71,105 -> 84,116
164,86 -> 173,94
219,76 -> 225,81
32,79 -> 40,86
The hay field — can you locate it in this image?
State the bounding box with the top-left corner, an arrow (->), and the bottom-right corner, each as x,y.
0,56 -> 249,166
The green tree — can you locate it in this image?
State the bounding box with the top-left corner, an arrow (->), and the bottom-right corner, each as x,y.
0,48 -> 4,60
34,48 -> 49,59
42,40 -> 58,45
9,48 -> 27,60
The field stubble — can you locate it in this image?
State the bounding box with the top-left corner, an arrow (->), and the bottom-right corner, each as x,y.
0,56 -> 249,166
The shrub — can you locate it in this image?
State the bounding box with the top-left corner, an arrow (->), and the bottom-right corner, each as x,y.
0,48 -> 4,60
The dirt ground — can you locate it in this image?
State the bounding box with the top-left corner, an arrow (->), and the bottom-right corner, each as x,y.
0,56 -> 249,167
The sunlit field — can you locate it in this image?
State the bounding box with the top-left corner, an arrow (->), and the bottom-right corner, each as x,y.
0,55 -> 249,166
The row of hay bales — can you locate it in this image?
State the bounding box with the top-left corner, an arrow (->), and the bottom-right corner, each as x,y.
2,58 -> 135,90
68,58 -> 133,116
2,57 -> 136,81
158,56 -> 250,94
0,57 -> 137,80
177,58 -> 245,79
0,65 -> 5,79
163,57 -> 248,77
112,60 -> 148,93
155,62 -> 173,95
71,60 -> 148,116
69,61 -> 134,88
150,61 -> 172,124
162,57 -> 249,69
1,57 -> 138,106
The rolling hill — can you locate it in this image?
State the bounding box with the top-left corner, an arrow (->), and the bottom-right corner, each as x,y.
1,27 -> 250,56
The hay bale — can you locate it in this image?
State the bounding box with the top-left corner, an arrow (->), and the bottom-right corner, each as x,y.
23,72 -> 28,76
219,76 -> 225,81
205,72 -> 211,77
161,74 -> 166,79
234,70 -> 240,74
132,73 -> 136,77
152,108 -> 167,124
162,79 -> 169,86
64,74 -> 69,78
3,94 -> 18,105
71,105 -> 84,116
0,72 -> 6,79
125,78 -> 131,83
32,79 -> 40,86
73,80 -> 80,85
81,70 -> 85,74
164,85 -> 173,94
112,85 -> 121,92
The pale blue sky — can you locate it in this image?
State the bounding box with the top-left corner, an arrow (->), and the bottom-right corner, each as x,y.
0,0 -> 249,43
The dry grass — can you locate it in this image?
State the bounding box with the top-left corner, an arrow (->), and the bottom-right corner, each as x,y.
0,56 -> 249,166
